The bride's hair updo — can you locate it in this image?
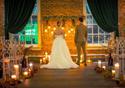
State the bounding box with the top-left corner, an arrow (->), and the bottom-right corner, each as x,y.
57,21 -> 61,27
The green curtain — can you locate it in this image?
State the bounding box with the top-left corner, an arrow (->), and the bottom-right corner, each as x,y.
87,0 -> 119,37
5,0 -> 36,39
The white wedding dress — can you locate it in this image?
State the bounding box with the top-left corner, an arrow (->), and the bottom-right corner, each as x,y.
40,35 -> 78,69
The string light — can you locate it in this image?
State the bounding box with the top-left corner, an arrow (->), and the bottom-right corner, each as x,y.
65,34 -> 67,37
44,29 -> 48,33
53,27 -> 56,31
68,30 -> 71,33
71,28 -> 74,31
51,31 -> 54,34
48,26 -> 51,29
61,27 -> 64,30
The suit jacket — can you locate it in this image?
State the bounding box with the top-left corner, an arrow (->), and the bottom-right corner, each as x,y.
74,23 -> 87,44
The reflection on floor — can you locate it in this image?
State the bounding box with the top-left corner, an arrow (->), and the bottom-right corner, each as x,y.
18,64 -> 121,88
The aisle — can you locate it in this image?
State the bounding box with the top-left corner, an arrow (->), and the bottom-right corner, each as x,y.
18,64 -> 120,88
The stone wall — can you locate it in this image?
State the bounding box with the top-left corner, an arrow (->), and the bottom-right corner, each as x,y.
119,0 -> 125,37
0,0 -> 4,36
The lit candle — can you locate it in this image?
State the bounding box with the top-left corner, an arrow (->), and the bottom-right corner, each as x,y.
43,58 -> 46,63
87,59 -> 91,63
14,64 -> 19,79
98,60 -> 102,68
48,26 -> 51,29
45,52 -> 48,58
53,27 -> 56,31
102,66 -> 106,70
29,62 -> 33,70
11,75 -> 17,80
71,28 -> 74,31
48,55 -> 50,62
61,27 -> 64,30
114,63 -> 119,79
44,29 -> 48,33
23,71 -> 28,76
40,59 -> 42,64
68,30 -> 71,33
112,69 -> 115,76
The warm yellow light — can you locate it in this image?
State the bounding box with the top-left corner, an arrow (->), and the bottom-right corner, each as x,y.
43,58 -> 46,61
53,27 -> 56,31
23,71 -> 28,76
80,55 -> 83,59
102,66 -> 106,70
48,26 -> 51,29
71,28 -> 74,31
65,34 -> 67,37
28,69 -> 31,72
40,59 -> 42,63
51,31 -> 54,34
80,59 -> 83,63
11,75 -> 17,80
98,60 -> 102,68
68,30 -> 71,33
115,63 -> 119,68
112,70 -> 115,74
45,52 -> 48,55
44,29 -> 48,33
14,64 -> 19,69
62,27 -> 64,30
29,63 -> 33,67
87,59 -> 91,63
48,55 -> 50,61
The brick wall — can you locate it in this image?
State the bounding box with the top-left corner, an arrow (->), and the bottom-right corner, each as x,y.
119,0 -> 125,37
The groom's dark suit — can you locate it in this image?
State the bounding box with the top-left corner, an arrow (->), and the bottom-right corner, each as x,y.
74,23 -> 87,65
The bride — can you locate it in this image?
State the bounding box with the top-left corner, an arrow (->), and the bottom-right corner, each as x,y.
40,21 -> 78,69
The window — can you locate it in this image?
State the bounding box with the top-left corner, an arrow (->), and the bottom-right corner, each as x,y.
86,3 -> 110,45
17,1 -> 38,46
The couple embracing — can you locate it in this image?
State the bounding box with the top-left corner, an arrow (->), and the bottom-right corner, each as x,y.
40,17 -> 87,69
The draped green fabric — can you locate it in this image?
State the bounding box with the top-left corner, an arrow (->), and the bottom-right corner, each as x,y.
4,0 -> 36,39
87,0 -> 119,37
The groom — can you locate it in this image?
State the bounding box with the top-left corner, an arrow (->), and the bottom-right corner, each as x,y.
74,17 -> 87,66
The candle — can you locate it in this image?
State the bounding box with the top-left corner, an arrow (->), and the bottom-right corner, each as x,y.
29,62 -> 33,70
45,52 -> 48,58
80,55 -> 83,63
40,59 -> 42,64
23,71 -> 28,76
102,66 -> 106,70
14,64 -> 19,79
112,69 -> 115,76
87,59 -> 91,63
48,55 -> 50,62
98,60 -> 102,68
114,63 -> 119,79
43,58 -> 46,64
11,75 -> 17,80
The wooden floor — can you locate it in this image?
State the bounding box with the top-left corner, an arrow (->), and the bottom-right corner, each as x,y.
18,64 -> 122,88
